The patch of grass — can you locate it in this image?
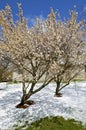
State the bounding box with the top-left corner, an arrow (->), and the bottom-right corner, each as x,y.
73,79 -> 86,82
14,116 -> 86,130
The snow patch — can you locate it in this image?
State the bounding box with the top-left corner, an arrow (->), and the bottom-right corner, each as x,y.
0,82 -> 86,130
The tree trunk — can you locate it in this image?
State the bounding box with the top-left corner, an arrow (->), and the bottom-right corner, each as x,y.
55,81 -> 62,97
20,92 -> 32,105
20,81 -> 35,105
20,79 -> 34,105
16,92 -> 33,108
55,81 -> 60,95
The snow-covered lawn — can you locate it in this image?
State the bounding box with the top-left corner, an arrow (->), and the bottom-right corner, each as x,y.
0,82 -> 86,130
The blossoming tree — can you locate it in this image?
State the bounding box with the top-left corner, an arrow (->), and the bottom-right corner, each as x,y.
44,8 -> 86,96
0,4 -> 54,107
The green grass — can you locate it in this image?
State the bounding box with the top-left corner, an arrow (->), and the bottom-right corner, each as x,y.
14,116 -> 86,130
72,79 -> 86,82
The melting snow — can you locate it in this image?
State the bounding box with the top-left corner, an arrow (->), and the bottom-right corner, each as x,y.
0,82 -> 86,130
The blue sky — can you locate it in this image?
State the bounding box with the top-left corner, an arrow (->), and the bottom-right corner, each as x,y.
0,0 -> 86,25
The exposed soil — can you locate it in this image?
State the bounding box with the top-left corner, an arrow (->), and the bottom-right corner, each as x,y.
55,93 -> 63,97
16,100 -> 35,109
0,89 -> 4,90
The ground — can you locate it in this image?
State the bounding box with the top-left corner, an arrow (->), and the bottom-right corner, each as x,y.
0,82 -> 86,130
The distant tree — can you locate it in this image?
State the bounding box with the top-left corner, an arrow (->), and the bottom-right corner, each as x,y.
0,54 -> 11,82
0,23 -> 12,82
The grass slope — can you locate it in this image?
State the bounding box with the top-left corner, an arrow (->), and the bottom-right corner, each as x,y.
14,116 -> 86,130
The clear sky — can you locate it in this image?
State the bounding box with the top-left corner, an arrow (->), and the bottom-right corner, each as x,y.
0,0 -> 86,25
